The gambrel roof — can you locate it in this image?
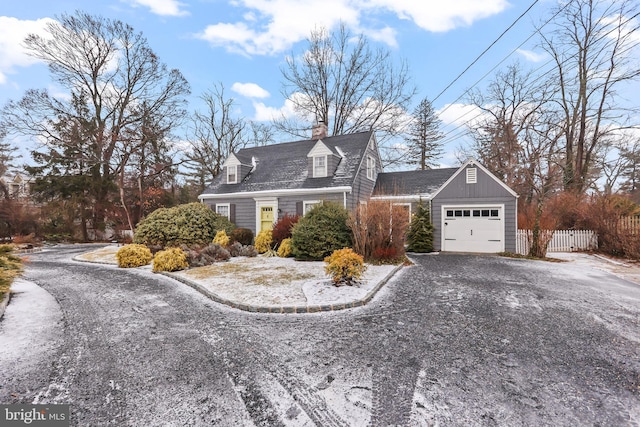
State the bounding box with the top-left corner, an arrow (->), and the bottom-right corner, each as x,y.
200,131 -> 374,196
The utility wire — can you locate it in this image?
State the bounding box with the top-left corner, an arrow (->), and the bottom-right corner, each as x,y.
431,0 -> 541,104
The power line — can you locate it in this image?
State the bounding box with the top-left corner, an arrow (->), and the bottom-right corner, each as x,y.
431,0 -> 541,104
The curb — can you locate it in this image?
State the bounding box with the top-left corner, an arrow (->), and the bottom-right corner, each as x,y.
0,291 -> 11,320
161,263 -> 403,314
592,254 -> 631,267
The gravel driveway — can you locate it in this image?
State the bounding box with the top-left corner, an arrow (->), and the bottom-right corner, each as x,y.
0,246 -> 638,426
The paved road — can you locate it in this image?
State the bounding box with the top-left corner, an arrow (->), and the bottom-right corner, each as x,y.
1,246 -> 639,426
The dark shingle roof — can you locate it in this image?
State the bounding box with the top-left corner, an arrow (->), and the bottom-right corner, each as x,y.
201,131 -> 373,195
373,168 -> 458,198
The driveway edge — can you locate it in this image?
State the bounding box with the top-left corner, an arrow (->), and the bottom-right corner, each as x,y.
0,291 -> 11,320
161,263 -> 403,314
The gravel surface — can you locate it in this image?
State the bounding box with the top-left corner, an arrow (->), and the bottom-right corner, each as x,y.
0,245 -> 638,426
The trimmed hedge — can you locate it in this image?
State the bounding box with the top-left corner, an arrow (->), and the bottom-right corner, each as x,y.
134,203 -> 235,247
291,202 -> 352,260
324,248 -> 366,285
153,247 -> 189,272
116,244 -> 153,268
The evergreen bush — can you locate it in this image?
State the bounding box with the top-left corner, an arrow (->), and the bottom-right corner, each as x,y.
116,244 -> 153,268
324,248 -> 366,285
254,229 -> 273,254
153,247 -> 189,272
134,203 -> 234,247
277,238 -> 293,257
406,201 -> 434,253
291,202 -> 352,260
213,230 -> 231,247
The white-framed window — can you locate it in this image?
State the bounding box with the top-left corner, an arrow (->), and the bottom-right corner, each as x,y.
303,200 -> 322,215
366,156 -> 376,180
216,203 -> 230,219
313,156 -> 327,177
466,167 -> 477,184
227,165 -> 238,184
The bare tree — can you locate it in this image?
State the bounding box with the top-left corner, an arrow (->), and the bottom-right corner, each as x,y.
467,63 -> 564,257
540,0 -> 640,194
0,130 -> 16,198
183,83 -> 254,193
467,63 -> 556,200
277,24 -> 416,166
404,97 -> 444,170
0,11 -> 189,237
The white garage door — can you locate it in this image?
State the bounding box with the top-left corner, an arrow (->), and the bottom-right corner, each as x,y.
442,206 -> 504,253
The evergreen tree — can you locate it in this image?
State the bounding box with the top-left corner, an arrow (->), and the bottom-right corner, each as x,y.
406,201 -> 434,252
404,98 -> 444,170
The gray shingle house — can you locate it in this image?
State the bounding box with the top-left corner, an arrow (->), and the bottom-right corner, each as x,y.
199,124 -> 518,253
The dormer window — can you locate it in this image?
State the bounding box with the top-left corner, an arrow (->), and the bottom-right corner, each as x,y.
227,165 -> 238,184
313,156 -> 327,177
366,156 -> 376,180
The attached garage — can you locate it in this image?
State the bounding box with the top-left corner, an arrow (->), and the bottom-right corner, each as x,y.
372,158 -> 519,254
432,160 -> 518,254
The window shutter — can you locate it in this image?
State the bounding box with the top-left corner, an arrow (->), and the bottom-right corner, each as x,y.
210,203 -> 216,212
296,201 -> 303,216
230,204 -> 236,224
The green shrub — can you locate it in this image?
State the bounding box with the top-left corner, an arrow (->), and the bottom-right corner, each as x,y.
324,248 -> 366,285
255,229 -> 273,254
272,214 -> 299,248
406,201 -> 434,253
213,230 -> 231,247
134,203 -> 235,247
116,244 -> 153,268
0,245 -> 22,295
229,228 -> 254,246
153,247 -> 189,272
291,202 -> 352,260
277,238 -> 293,258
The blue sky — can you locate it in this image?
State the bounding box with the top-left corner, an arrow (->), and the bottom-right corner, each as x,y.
0,0 -> 627,167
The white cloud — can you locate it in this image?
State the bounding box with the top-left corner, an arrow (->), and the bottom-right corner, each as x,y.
0,17 -> 54,85
232,82 -> 270,99
252,98 -> 298,122
126,0 -> 189,16
516,49 -> 546,63
437,103 -> 485,129
368,0 -> 510,32
196,0 -> 509,55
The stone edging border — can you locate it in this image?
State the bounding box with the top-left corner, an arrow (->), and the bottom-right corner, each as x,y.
71,254 -> 404,314
160,263 -> 404,314
0,291 -> 11,320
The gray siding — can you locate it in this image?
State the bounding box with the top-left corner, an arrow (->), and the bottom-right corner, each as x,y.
203,198 -> 255,231
278,193 -> 345,219
432,165 -> 517,252
349,137 -> 382,211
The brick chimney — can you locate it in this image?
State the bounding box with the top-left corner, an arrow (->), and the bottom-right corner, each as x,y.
311,120 -> 328,140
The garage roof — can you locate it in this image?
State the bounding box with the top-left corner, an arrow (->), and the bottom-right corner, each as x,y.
372,168 -> 458,199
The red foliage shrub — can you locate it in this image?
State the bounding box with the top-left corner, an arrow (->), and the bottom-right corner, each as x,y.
349,201 -> 408,263
371,246 -> 399,262
272,214 -> 299,247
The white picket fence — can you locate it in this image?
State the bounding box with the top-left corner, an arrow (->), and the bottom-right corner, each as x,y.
516,229 -> 598,255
